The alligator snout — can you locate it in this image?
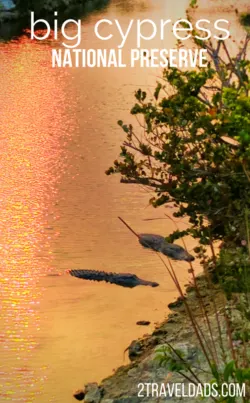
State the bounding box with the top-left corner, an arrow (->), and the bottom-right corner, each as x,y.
151,281 -> 160,287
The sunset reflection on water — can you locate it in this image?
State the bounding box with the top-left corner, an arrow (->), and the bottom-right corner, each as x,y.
0,1 -> 199,401
0,35 -> 77,401
1,0 -> 247,400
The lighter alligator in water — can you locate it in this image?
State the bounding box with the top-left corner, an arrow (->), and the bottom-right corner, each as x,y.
139,234 -> 195,262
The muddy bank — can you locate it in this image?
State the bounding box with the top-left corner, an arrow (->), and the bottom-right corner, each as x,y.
75,276 -> 247,402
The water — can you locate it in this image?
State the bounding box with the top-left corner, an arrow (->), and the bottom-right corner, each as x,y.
0,1 -> 196,401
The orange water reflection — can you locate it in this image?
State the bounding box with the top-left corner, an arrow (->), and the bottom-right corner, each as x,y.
1,1 -> 247,401
0,1 -> 196,401
0,36 -> 77,401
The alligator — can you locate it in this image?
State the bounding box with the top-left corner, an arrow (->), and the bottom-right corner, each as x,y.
117,217 -> 195,262
139,234 -> 195,262
68,269 -> 159,288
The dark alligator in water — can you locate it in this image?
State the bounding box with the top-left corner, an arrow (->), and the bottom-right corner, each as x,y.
68,269 -> 159,288
139,234 -> 195,262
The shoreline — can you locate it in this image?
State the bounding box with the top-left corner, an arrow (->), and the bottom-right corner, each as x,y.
0,0 -> 110,40
75,276 -> 233,402
73,2 -> 250,402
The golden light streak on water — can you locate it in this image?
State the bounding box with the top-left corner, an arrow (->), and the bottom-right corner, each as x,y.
0,1 -> 211,402
0,36 -> 77,401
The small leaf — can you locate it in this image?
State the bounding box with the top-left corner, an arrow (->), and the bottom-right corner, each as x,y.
190,0 -> 197,8
154,83 -> 162,100
224,361 -> 235,382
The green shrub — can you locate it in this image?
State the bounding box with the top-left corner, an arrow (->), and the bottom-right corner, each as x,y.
107,35 -> 250,287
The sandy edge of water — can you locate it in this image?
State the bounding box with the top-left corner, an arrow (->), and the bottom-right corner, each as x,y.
74,276 -> 230,403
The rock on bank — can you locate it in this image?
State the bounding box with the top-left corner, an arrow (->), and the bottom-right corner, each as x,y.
74,278 -> 227,403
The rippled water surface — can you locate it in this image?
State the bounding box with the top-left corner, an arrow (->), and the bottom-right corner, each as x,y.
0,1 -> 197,401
